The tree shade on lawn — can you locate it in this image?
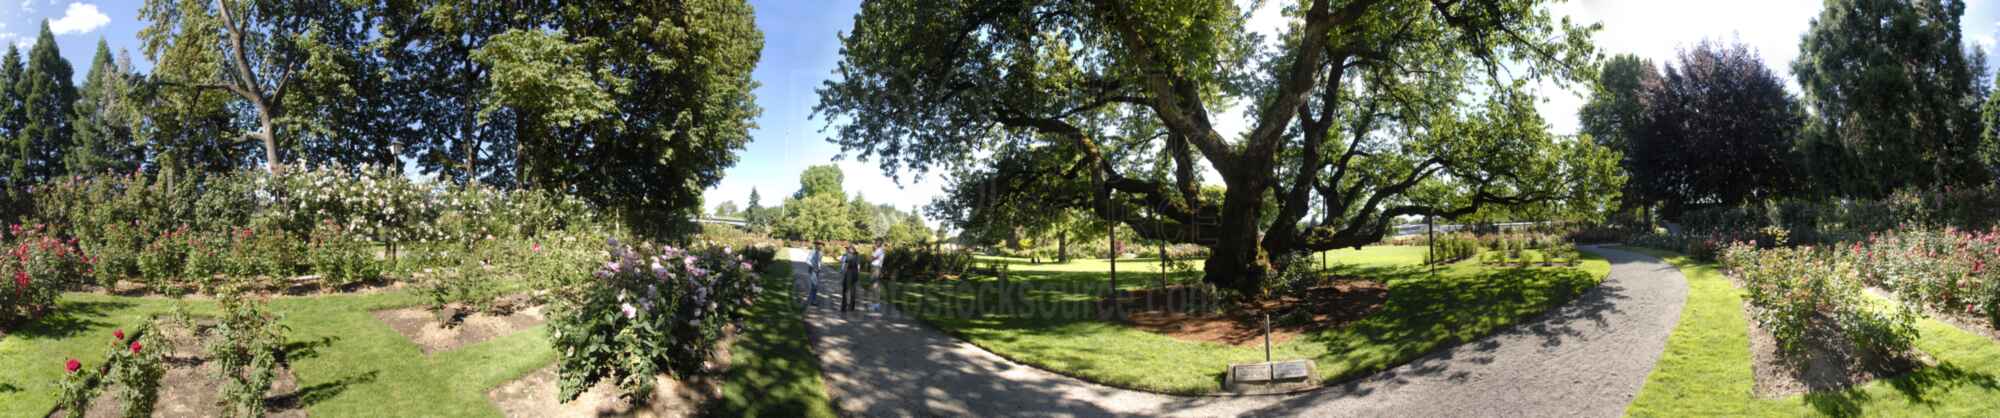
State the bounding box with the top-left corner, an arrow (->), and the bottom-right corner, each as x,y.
1624,247 -> 2000,417
891,246 -> 1611,395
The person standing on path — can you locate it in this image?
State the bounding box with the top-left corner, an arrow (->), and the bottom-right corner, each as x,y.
805,241 -> 824,307
841,244 -> 862,312
869,241 -> 888,311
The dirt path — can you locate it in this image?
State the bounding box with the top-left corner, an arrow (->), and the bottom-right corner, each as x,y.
794,246 -> 1687,417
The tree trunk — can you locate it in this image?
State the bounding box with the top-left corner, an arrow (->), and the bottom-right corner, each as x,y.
1057,233 -> 1068,263
1202,180 -> 1271,295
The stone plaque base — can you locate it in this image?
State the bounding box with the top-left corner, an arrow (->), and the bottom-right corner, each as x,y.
1223,359 -> 1317,394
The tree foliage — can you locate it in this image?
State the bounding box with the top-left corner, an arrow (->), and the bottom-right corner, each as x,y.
1625,41 -> 1802,219
817,0 -> 1618,293
1793,0 -> 1991,197
15,22 -> 76,186
69,40 -> 144,176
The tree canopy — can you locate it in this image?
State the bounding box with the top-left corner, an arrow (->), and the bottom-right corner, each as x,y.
816,0 -> 1620,293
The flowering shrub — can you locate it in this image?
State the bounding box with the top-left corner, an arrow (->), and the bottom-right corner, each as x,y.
137,226 -> 191,288
547,238 -> 761,403
105,323 -> 166,418
51,323 -> 166,418
1720,243 -> 1919,359
1852,227 -> 2000,326
55,355 -> 95,418
1,224 -> 90,323
307,220 -> 382,288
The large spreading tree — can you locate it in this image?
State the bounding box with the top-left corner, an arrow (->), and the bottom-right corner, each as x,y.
1794,0 -> 1991,197
817,0 -> 1621,293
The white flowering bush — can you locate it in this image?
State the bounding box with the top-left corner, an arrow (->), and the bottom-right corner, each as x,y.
263,162 -> 441,250
546,238 -> 763,403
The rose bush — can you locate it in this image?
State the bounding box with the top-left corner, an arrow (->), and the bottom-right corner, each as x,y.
1,224 -> 90,324
1720,243 -> 1919,359
1852,227 -> 2000,327
546,238 -> 763,403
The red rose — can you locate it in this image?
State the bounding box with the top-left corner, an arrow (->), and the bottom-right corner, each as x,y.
65,359 -> 80,373
130,342 -> 142,353
114,329 -> 125,341
13,271 -> 27,291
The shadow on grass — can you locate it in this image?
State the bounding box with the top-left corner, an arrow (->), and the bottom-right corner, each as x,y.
1881,362 -> 2000,406
1301,264 -> 1605,383
5,300 -> 136,340
281,336 -> 341,364
271,369 -> 380,410
0,382 -> 18,394
702,266 -> 834,418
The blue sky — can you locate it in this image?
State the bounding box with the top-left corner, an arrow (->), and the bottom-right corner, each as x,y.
7,0 -> 2000,221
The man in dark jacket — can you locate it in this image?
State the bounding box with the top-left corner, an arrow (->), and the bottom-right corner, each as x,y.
841,244 -> 862,312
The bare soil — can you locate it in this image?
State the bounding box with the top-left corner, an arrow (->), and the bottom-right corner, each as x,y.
52,320 -> 305,418
1742,304 -> 1929,398
486,328 -> 736,418
373,302 -> 546,355
1121,279 -> 1388,346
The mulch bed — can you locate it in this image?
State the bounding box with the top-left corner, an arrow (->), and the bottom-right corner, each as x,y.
52,320 -> 306,418
1741,295 -> 1930,398
1119,278 -> 1388,346
485,327 -> 736,418
373,298 -> 546,355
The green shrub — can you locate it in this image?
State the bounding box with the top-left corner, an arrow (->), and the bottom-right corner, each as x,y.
883,246 -> 974,281
210,288 -> 288,418
307,220 -> 382,288
1424,234 -> 1479,265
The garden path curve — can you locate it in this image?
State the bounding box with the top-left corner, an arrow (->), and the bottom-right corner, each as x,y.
793,246 -> 1687,417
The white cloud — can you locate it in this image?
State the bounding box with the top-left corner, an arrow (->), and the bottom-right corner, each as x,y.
49,3 -> 111,35
19,0 -> 34,14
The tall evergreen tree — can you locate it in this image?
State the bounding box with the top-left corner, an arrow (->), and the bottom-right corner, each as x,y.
16,21 -> 78,184
0,46 -> 22,188
70,39 -> 142,175
1794,0 -> 1990,197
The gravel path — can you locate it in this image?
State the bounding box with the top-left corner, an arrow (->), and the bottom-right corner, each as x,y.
793,246 -> 1688,417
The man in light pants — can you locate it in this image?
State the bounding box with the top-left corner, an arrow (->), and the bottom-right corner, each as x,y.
805,241 -> 823,307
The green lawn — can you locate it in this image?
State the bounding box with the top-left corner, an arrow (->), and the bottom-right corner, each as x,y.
894,246 -> 1612,395
707,255 -> 836,418
1624,247 -> 2000,417
1,265 -> 828,417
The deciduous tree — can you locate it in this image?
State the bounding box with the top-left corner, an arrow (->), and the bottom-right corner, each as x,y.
1632,41 -> 1802,218
817,0 -> 1618,293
